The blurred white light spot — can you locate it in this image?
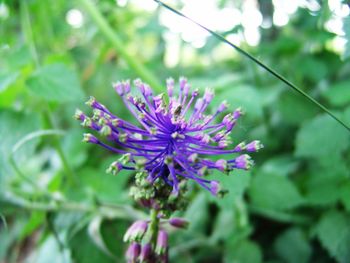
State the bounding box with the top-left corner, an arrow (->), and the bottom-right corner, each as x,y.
244,27 -> 260,46
325,18 -> 345,35
117,0 -> 128,7
0,3 -> 9,20
241,9 -> 262,28
66,9 -> 84,28
131,0 -> 157,11
273,10 -> 289,27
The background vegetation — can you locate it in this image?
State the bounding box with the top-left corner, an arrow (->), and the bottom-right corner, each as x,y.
1,0 -> 350,262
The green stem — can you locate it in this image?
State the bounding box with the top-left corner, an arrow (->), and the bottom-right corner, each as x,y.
2,191 -> 146,220
148,209 -> 159,246
78,0 -> 163,92
154,0 -> 350,133
42,110 -> 78,186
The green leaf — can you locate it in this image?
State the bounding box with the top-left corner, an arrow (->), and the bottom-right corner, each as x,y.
69,227 -> 114,263
274,228 -> 311,263
224,239 -> 262,263
295,114 -> 350,159
277,91 -> 318,125
26,63 -> 84,102
0,72 -> 19,92
340,181 -> 350,212
0,110 -> 41,184
249,172 -> 303,211
184,192 -> 208,234
322,81 -> 350,107
316,211 -> 350,263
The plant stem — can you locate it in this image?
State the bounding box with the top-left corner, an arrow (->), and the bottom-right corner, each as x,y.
2,191 -> 146,220
148,209 -> 159,246
78,0 -> 163,92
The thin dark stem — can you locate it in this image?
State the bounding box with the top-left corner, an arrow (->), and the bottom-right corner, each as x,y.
154,0 -> 350,133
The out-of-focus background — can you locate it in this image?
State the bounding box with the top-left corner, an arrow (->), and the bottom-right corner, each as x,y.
1,0 -> 350,262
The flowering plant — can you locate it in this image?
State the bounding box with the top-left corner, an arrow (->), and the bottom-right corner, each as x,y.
76,77 -> 262,262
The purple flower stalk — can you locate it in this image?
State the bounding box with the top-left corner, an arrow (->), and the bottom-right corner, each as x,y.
77,78 -> 262,196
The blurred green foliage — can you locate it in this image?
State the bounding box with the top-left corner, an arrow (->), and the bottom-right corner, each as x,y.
1,0 -> 350,262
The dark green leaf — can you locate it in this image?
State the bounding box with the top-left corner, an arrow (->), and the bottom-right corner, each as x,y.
249,172 -> 303,211
295,114 -> 350,159
316,211 -> 350,263
26,63 -> 84,102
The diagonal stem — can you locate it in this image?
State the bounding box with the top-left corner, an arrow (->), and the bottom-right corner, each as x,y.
154,0 -> 350,133
78,0 -> 163,92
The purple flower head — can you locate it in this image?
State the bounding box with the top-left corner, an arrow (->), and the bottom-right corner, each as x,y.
77,78 -> 262,196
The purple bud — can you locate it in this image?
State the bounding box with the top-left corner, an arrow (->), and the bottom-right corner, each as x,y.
166,78 -> 174,97
168,217 -> 189,229
106,161 -> 123,176
125,242 -> 141,262
82,133 -> 99,144
246,140 -> 264,152
179,76 -> 187,90
203,88 -> 214,103
74,109 -> 86,121
155,230 -> 168,255
233,107 -> 243,119
113,82 -> 124,96
139,243 -> 153,263
194,98 -> 204,111
192,88 -> 199,97
235,154 -> 253,170
233,142 -> 246,152
215,159 -> 227,172
183,83 -> 190,96
210,180 -> 220,196
123,80 -> 131,94
123,220 -> 149,242
218,100 -> 228,113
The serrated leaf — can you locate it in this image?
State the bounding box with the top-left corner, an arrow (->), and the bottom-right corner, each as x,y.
274,227 -> 311,263
26,63 -> 84,102
249,172 -> 303,211
224,239 -> 262,263
322,81 -> 350,107
316,211 -> 350,263
295,114 -> 350,159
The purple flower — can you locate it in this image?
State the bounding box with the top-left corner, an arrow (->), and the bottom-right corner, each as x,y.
76,78 -> 262,195
155,230 -> 168,255
123,220 -> 149,242
125,242 -> 141,263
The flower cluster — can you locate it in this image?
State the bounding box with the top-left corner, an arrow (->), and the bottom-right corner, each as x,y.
123,217 -> 188,263
75,77 -> 262,196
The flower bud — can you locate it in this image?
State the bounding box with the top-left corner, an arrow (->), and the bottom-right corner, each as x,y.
246,140 -> 264,152
123,221 -> 149,242
82,133 -> 98,144
139,243 -> 153,263
74,109 -> 86,121
106,161 -> 123,175
168,217 -> 189,229
203,88 -> 214,103
155,230 -> 168,255
166,77 -> 174,97
100,125 -> 112,137
215,159 -> 228,172
210,180 -> 221,196
125,242 -> 141,262
235,154 -> 253,170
